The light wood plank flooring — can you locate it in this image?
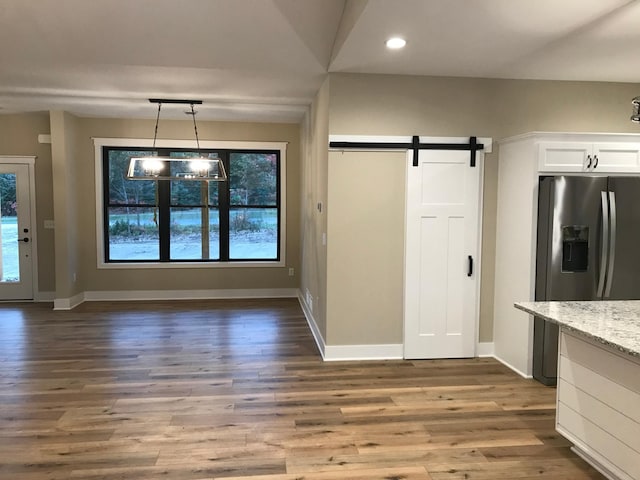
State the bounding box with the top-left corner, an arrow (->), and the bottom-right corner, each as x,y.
0,299 -> 604,479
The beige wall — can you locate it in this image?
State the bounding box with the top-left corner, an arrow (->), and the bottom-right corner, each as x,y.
326,150 -> 405,345
0,112 -> 55,294
326,73 -> 640,345
50,111 -> 82,299
72,117 -> 301,293
300,78 -> 330,338
2,112 -> 300,302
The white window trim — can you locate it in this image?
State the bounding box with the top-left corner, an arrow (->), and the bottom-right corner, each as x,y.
93,137 -> 287,269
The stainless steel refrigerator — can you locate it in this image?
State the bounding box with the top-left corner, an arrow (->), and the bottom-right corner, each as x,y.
534,175 -> 640,385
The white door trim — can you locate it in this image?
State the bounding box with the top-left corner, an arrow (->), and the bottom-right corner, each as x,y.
0,156 -> 39,301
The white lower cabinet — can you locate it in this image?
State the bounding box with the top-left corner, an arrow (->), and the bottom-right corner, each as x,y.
557,330 -> 640,480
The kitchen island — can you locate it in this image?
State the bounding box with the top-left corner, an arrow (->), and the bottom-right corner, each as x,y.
515,301 -> 640,480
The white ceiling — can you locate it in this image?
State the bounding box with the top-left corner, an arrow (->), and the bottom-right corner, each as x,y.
0,0 -> 639,122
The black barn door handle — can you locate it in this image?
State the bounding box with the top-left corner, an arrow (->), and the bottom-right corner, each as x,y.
467,255 -> 473,277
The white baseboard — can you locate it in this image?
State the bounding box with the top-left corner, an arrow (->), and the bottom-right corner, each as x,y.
323,343 -> 404,361
570,445 -> 624,480
491,353 -> 533,379
83,288 -> 298,302
296,292 -> 404,361
53,292 -> 85,310
477,342 -> 495,357
297,290 -> 326,359
52,288 -> 298,310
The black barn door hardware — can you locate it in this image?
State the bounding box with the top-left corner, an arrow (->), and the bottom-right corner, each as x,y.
329,136 -> 485,167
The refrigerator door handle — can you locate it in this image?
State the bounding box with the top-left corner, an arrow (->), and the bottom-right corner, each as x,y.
605,191 -> 617,298
597,191 -> 609,298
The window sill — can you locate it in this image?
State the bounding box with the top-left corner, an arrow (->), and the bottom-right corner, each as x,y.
97,260 -> 285,270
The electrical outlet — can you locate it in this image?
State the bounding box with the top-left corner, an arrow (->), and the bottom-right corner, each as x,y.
305,289 -> 313,312
288,267 -> 294,276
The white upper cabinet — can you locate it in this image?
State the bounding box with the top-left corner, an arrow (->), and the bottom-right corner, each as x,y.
592,143 -> 640,173
539,140 -> 640,173
538,142 -> 591,172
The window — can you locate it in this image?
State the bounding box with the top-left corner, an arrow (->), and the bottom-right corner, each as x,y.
96,139 -> 286,267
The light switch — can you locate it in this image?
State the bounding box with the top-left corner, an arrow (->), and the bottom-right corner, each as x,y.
44,220 -> 55,229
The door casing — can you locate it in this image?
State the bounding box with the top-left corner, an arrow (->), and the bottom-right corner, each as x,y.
0,156 -> 38,301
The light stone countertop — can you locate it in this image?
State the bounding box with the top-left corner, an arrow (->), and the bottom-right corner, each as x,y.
515,300 -> 640,358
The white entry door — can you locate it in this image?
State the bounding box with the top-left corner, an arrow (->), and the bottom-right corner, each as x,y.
404,148 -> 482,359
0,163 -> 34,300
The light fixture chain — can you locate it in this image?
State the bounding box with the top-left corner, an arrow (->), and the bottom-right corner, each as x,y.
152,102 -> 162,149
190,103 -> 201,152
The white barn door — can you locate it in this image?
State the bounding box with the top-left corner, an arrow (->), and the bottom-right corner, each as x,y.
404,146 -> 483,359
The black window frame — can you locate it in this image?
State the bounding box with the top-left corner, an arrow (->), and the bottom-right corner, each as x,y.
102,146 -> 281,264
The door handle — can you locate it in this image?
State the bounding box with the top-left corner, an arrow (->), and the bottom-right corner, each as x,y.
467,255 -> 473,277
593,155 -> 599,169
605,191 -> 616,298
597,191 -> 609,298
586,155 -> 592,169
17,237 -> 30,243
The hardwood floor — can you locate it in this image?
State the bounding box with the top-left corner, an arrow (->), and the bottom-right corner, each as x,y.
0,298 -> 604,479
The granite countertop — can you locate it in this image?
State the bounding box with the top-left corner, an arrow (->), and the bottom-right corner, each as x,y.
515,300 -> 640,358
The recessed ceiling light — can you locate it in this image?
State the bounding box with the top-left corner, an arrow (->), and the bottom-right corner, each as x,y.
386,37 -> 406,49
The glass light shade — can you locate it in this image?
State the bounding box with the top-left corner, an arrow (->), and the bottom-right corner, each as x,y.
127,156 -> 227,181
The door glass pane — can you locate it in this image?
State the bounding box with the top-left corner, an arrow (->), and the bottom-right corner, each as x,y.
108,207 -> 159,260
0,173 -> 19,282
229,208 -> 278,260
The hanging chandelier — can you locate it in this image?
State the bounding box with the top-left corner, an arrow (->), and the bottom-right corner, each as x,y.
631,96 -> 640,123
127,99 -> 227,181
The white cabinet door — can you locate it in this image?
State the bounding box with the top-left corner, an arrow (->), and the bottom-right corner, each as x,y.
404,149 -> 481,359
592,143 -> 640,173
538,142 -> 591,172
538,141 -> 640,173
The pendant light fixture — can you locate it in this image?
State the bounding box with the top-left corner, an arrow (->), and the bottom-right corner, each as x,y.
127,99 -> 227,181
631,96 -> 640,123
